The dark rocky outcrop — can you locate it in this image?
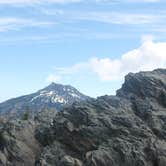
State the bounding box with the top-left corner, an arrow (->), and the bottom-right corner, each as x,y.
35,69 -> 166,166
0,118 -> 40,166
0,108 -> 57,166
0,69 -> 166,166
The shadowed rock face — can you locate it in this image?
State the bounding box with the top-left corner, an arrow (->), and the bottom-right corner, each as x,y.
0,69 -> 166,166
35,69 -> 166,166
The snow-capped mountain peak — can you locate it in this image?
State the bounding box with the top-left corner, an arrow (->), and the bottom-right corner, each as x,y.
0,83 -> 89,116
29,82 -> 87,104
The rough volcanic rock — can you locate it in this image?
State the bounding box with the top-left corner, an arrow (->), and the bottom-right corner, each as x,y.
35,69 -> 166,166
0,69 -> 166,166
0,118 -> 40,166
117,69 -> 166,102
0,108 -> 57,166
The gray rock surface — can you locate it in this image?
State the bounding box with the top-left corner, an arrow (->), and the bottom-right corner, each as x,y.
0,108 -> 57,166
0,69 -> 166,166
36,69 -> 166,166
0,118 -> 40,166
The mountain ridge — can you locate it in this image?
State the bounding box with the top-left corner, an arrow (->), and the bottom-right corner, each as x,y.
0,82 -> 90,117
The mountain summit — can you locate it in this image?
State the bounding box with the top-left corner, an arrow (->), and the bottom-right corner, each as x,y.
0,83 -> 89,116
32,82 -> 89,105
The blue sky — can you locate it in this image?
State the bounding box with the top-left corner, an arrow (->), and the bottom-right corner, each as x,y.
0,0 -> 166,102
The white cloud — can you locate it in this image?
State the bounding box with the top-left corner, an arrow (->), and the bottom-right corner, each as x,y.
47,39 -> 166,82
0,17 -> 54,32
141,34 -> 154,43
42,9 -> 164,25
90,58 -> 122,81
90,39 -> 166,81
76,12 -> 157,24
126,0 -> 160,2
0,0 -> 161,4
0,0 -> 82,5
53,62 -> 90,75
46,74 -> 61,82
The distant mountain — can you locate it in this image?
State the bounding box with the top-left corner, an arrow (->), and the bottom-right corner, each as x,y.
0,82 -> 89,117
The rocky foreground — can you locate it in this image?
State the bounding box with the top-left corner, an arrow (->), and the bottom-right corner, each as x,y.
0,69 -> 166,166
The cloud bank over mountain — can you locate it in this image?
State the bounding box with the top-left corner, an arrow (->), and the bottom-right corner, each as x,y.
47,39 -> 166,82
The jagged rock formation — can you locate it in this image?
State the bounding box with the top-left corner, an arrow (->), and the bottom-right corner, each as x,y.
0,69 -> 166,166
0,108 -> 57,166
35,69 -> 166,166
0,118 -> 40,166
0,83 -> 89,118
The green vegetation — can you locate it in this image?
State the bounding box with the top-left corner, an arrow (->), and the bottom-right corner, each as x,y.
0,132 -> 5,150
22,112 -> 29,120
22,105 -> 30,120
